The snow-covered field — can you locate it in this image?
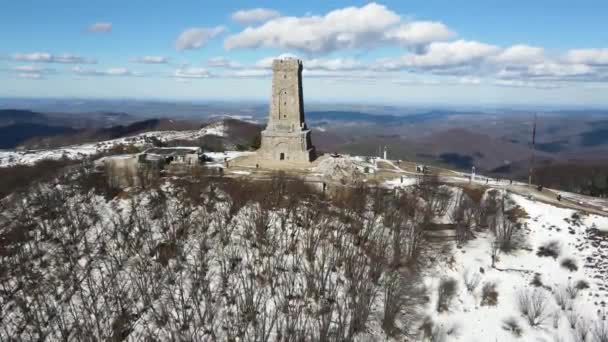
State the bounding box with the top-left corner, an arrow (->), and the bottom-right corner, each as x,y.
2,142 -> 608,340
0,121 -> 227,167
424,193 -> 608,341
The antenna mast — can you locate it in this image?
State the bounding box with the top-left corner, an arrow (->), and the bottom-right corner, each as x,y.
528,113 -> 537,185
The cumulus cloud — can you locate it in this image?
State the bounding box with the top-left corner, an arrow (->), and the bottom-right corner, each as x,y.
565,48 -> 608,66
18,73 -> 44,79
13,52 -> 96,64
385,21 -> 455,45
526,62 -> 593,78
12,65 -> 54,73
175,26 -> 225,51
254,53 -> 299,69
225,3 -> 402,53
219,4 -> 606,86
10,65 -> 54,80
228,48 -> 605,86
492,44 -> 545,65
173,67 -> 213,78
230,69 -> 272,78
492,79 -> 562,89
375,40 -> 500,70
131,56 -> 169,64
73,66 -> 138,76
392,77 -> 483,86
87,22 -> 112,33
231,8 -> 280,24
207,57 -> 243,69
305,58 -> 363,71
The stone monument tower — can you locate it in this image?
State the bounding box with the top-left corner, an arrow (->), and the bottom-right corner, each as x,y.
258,58 -> 315,162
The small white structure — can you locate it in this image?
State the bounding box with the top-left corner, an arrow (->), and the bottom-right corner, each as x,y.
97,147 -> 205,188
142,147 -> 203,166
416,164 -> 428,174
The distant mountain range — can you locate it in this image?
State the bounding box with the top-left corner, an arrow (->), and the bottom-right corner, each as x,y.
3,107 -> 608,178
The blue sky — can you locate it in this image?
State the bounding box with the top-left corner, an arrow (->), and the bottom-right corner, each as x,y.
1,0 -> 608,106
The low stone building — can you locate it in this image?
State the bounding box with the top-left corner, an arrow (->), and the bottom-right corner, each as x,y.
97,147 -> 204,188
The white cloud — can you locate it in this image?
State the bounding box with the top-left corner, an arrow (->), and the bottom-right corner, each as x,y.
385,21 -> 455,45
131,56 -> 169,64
87,22 -> 112,33
225,3 -> 402,54
12,65 -> 53,73
392,78 -> 441,86
18,73 -> 43,79
73,66 -> 138,76
175,26 -> 225,51
526,62 -> 593,78
457,76 -> 482,85
254,53 -> 299,69
173,67 -> 213,78
305,58 -> 362,71
492,79 -> 561,89
230,69 -> 272,78
492,44 -> 545,65
207,57 -> 243,69
13,52 -> 96,64
376,40 -> 500,70
565,48 -> 608,66
231,8 -> 280,24
252,55 -> 361,72
392,77 -> 483,86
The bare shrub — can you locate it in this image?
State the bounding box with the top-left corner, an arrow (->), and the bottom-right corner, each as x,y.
517,289 -> 549,327
496,217 -> 517,252
463,269 -> 481,293
537,240 -> 561,259
381,272 -> 425,338
530,273 -> 544,287
381,273 -> 403,337
481,282 -> 498,306
566,283 -> 579,300
552,311 -> 561,329
554,288 -> 571,311
421,318 -> 447,342
575,280 -> 590,290
593,320 -> 608,342
436,277 -> 457,313
574,317 -> 590,342
561,257 -> 578,272
566,310 -> 578,329
494,193 -> 525,252
502,317 -> 523,337
451,190 -> 477,244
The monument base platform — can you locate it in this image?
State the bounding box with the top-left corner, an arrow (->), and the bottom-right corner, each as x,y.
257,129 -> 315,163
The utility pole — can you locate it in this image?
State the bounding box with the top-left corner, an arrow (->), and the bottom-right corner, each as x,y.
528,113 -> 537,186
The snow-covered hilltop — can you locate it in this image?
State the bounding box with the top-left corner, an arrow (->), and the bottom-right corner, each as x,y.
1,157 -> 607,341
0,121 -> 227,167
1,123 -> 608,341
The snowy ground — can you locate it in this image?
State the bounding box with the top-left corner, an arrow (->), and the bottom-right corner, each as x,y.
425,193 -> 608,341
0,122 -> 227,167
